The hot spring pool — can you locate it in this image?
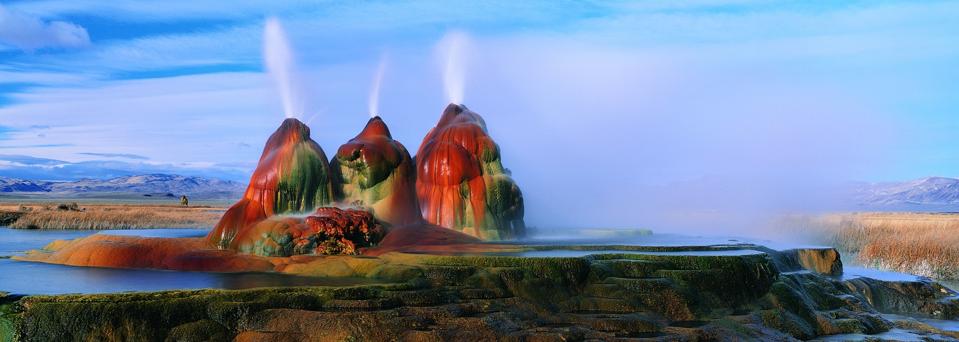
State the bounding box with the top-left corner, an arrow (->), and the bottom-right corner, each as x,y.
0,227 -> 385,295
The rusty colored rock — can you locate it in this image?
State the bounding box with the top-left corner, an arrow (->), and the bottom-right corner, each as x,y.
415,104 -> 525,240
232,207 -> 385,257
208,118 -> 335,249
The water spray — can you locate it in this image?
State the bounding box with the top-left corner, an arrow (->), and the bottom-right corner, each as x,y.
263,17 -> 304,119
438,31 -> 469,105
368,54 -> 388,118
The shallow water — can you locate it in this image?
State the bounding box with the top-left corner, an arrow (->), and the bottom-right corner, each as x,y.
520,230 -> 830,251
500,249 -> 766,258
0,227 -> 384,295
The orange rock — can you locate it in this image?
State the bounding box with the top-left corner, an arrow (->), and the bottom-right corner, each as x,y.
415,104 -> 525,240
208,118 -> 335,249
15,234 -> 275,273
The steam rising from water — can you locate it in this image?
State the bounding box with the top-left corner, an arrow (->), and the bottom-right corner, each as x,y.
368,54 -> 388,118
263,17 -> 303,119
438,31 -> 469,104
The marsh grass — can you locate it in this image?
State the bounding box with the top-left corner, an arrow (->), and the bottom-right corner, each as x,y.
796,212 -> 959,280
0,203 -> 224,230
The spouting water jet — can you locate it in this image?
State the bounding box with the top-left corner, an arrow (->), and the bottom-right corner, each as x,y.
437,31 -> 469,105
263,17 -> 304,119
368,54 -> 388,118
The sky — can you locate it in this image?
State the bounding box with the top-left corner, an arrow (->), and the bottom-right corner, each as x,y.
0,0 -> 957,232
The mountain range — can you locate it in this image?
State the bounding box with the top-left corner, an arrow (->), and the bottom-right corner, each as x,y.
854,177 -> 959,209
0,174 -> 245,200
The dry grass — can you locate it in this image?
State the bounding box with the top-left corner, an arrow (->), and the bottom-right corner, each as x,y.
799,212 -> 959,280
0,203 -> 225,230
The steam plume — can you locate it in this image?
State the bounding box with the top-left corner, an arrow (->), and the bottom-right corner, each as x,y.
368,54 -> 388,118
438,31 -> 469,104
263,17 -> 303,119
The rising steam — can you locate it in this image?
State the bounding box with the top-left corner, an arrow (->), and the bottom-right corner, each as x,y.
368,54 -> 388,118
263,17 -> 303,119
437,31 -> 469,104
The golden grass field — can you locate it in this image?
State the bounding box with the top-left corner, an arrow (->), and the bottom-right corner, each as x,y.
0,203 -> 225,230
797,212 -> 959,280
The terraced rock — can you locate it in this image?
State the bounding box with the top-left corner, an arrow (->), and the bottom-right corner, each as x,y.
4,245 -> 958,341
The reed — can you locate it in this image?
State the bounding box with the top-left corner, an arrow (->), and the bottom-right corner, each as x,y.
0,203 -> 223,230
798,212 -> 959,280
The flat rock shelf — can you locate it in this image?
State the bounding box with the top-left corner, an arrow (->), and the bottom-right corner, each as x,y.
2,244 -> 958,341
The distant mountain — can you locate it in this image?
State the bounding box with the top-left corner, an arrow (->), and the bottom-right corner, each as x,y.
0,177 -> 49,192
0,154 -> 251,182
855,177 -> 959,208
0,174 -> 245,200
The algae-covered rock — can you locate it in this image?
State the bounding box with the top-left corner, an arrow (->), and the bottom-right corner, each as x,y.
235,207 -> 385,257
208,118 -> 335,249
7,246 -> 959,341
416,104 -> 525,240
331,116 -> 421,226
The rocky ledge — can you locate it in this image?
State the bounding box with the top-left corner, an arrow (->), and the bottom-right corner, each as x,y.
3,244 -> 958,341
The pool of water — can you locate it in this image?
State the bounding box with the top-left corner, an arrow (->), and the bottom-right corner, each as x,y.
841,266 -> 926,283
519,231 -> 831,251
0,227 -> 385,295
498,249 -> 767,258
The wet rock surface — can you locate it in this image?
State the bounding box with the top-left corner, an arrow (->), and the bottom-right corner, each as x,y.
415,104 -> 525,240
4,245 -> 958,341
208,118 -> 335,250
331,116 -> 421,227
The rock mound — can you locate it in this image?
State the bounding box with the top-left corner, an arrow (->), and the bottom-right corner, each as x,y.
331,117 -> 421,226
415,104 -> 525,240
208,118 -> 335,249
235,207 -> 385,257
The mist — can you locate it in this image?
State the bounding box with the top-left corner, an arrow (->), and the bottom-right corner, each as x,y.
366,35 -> 897,239
263,17 -> 303,119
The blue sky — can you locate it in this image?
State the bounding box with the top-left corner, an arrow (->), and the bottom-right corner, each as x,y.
1,0 -> 957,230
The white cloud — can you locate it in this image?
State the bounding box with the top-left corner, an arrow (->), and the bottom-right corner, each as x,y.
0,3 -> 90,51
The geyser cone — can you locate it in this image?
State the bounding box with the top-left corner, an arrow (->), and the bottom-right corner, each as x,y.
208,118 -> 335,249
415,104 -> 525,240
332,116 -> 421,226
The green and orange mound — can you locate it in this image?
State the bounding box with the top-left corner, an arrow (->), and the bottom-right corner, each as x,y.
331,116 -> 421,226
235,207 -> 385,257
416,104 -> 525,240
208,118 -> 335,249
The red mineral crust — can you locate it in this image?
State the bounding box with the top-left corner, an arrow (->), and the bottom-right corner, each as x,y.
233,207 -> 385,256
208,118 -> 335,249
415,104 -> 525,240
331,116 -> 421,226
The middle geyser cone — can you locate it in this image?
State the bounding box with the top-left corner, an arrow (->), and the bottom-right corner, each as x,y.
331,116 -> 421,226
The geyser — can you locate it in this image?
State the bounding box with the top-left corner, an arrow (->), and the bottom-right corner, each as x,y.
438,31 -> 469,105
331,116 -> 421,226
367,55 -> 387,118
208,118 -> 335,249
263,17 -> 303,119
415,103 -> 525,240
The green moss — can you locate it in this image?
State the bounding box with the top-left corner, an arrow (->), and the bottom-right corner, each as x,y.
166,319 -> 230,342
0,294 -> 20,342
274,144 -> 333,214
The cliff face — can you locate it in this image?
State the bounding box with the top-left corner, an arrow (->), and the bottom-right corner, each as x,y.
331,117 -> 421,226
208,118 -> 334,249
415,104 -> 525,240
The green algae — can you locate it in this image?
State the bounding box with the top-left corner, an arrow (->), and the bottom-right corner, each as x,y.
4,247 -> 957,340
274,145 -> 334,214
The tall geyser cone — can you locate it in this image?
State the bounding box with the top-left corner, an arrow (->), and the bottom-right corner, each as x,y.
331,116 -> 421,226
208,118 -> 335,249
415,104 -> 525,240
